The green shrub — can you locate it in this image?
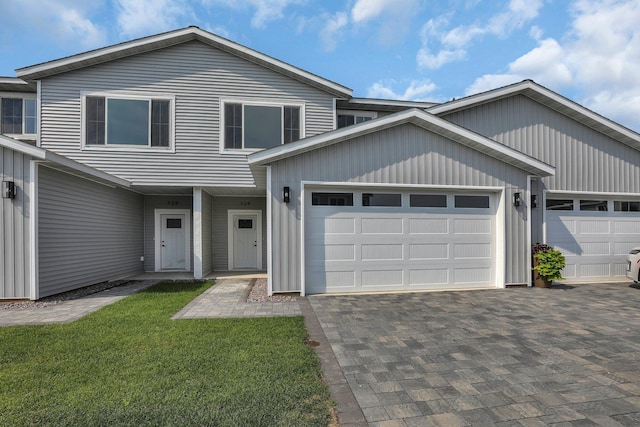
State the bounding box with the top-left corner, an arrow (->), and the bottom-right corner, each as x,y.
533,248 -> 566,281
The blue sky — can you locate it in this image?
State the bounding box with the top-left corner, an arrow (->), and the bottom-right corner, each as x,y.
1,0 -> 639,131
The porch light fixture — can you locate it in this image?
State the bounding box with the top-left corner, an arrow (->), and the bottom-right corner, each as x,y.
513,192 -> 521,207
531,194 -> 537,208
283,186 -> 290,203
2,181 -> 15,199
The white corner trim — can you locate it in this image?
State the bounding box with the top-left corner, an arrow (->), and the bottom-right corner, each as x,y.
29,160 -> 40,300
36,80 -> 42,148
154,209 -> 191,272
193,188 -> 203,279
300,183 -> 306,296
266,167 -> 273,296
227,209 -> 263,271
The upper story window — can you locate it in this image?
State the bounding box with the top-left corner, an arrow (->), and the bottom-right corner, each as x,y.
83,93 -> 173,150
222,101 -> 303,151
337,110 -> 376,128
1,97 -> 36,135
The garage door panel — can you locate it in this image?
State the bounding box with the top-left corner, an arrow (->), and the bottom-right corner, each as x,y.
579,220 -> 610,234
454,267 -> 492,283
362,270 -> 404,287
361,244 -> 403,260
409,269 -> 449,285
547,219 -> 576,234
408,218 -> 449,234
307,243 -> 355,262
453,218 -> 492,234
614,221 -> 640,234
409,243 -> 449,260
580,263 -> 610,278
361,218 -> 403,234
322,217 -> 355,234
454,243 -> 492,259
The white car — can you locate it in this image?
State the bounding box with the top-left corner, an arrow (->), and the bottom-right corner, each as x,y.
627,247 -> 640,282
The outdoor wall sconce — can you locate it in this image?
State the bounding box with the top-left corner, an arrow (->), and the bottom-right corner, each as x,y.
531,194 -> 537,208
2,181 -> 15,199
283,186 -> 290,203
513,192 -> 521,207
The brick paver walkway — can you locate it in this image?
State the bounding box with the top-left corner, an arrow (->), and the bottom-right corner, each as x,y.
0,280 -> 158,326
172,278 -> 301,319
309,283 -> 640,426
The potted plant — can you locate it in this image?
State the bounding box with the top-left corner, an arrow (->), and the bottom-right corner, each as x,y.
532,243 -> 566,288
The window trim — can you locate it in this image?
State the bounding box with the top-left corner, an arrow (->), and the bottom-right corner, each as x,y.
220,98 -> 305,153
81,91 -> 175,152
0,94 -> 37,138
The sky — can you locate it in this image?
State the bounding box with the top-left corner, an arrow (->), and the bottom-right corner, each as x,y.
1,0 -> 639,131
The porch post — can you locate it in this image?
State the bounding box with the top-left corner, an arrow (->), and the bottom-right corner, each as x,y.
193,187 -> 203,279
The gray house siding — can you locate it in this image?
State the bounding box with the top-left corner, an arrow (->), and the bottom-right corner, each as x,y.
440,95 -> 640,194
0,147 -> 32,299
143,195 -> 193,272
38,166 -> 144,297
38,41 -> 336,188
267,123 -> 531,293
212,196 -> 267,271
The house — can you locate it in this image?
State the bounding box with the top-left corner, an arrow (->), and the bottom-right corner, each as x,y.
1,26 -> 640,300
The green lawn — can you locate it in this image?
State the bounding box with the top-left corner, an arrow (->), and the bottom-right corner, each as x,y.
0,281 -> 333,426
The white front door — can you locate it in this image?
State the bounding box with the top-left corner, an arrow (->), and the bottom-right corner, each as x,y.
228,210 -> 262,270
155,209 -> 191,271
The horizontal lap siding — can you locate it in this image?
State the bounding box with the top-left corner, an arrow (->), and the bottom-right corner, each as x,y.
0,148 -> 31,298
441,95 -> 640,193
269,123 -> 530,292
38,166 -> 144,297
39,41 -> 335,187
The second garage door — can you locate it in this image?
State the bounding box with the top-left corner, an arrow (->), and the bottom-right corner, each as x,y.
545,197 -> 640,282
304,188 -> 499,294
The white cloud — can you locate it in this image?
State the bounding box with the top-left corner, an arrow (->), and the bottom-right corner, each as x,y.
116,0 -> 193,37
417,0 -> 543,69
0,0 -> 106,50
351,0 -> 406,23
320,12 -> 348,52
206,0 -> 303,29
465,0 -> 640,129
367,79 -> 438,101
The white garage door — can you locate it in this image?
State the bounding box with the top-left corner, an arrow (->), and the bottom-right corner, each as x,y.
545,197 -> 640,282
304,188 -> 499,294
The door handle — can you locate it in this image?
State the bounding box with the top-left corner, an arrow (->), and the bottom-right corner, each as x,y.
254,241 -> 257,247
162,240 -> 166,247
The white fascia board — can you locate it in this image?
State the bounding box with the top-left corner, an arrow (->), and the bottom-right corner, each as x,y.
0,134 -> 46,158
0,77 -> 29,85
249,108 -> 555,177
427,82 -> 529,115
16,27 -> 352,98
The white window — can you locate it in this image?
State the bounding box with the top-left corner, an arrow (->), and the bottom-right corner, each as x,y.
1,97 -> 36,135
222,100 -> 303,151
82,93 -> 174,150
337,110 -> 377,128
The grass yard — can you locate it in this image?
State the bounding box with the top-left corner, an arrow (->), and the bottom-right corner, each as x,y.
0,281 -> 333,426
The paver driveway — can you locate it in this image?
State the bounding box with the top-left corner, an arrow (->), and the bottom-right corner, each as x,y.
309,284 -> 640,426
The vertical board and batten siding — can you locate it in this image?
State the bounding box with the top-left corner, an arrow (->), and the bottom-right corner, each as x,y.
441,94 -> 640,193
39,41 -> 336,187
38,166 -> 144,297
201,191 -> 213,276
211,196 -> 267,271
143,195 -> 193,272
0,148 -> 32,299
268,123 -> 531,293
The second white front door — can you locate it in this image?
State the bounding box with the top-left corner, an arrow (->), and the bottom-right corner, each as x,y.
228,210 -> 262,270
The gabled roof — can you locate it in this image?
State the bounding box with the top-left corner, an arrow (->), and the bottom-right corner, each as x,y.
0,135 -> 130,188
15,26 -> 352,98
428,80 -> 640,150
248,108 -> 555,177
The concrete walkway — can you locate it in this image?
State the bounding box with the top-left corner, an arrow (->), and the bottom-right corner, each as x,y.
172,278 -> 301,318
0,280 -> 158,326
